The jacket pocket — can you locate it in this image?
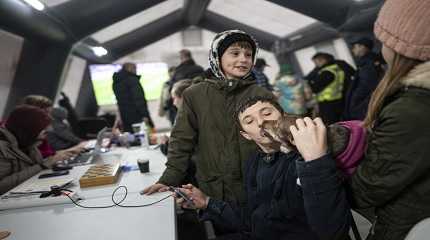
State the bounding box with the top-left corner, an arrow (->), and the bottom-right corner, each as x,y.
196,175 -> 221,198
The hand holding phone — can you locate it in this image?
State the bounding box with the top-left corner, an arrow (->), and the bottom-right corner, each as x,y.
169,186 -> 194,206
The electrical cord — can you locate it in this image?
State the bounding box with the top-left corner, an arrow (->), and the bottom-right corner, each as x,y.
63,185 -> 172,209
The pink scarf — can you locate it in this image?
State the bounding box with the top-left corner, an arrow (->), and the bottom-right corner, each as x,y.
336,121 -> 367,177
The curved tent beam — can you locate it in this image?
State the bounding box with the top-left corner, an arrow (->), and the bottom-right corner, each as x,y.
198,11 -> 279,51
183,0 -> 211,25
339,1 -> 383,32
53,0 -> 165,41
276,22 -> 339,54
0,0 -> 72,44
105,10 -> 187,61
267,0 -> 350,27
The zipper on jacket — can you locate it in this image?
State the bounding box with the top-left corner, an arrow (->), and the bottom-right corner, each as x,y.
370,215 -> 378,235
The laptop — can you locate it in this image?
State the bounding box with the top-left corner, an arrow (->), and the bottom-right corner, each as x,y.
61,128 -> 118,166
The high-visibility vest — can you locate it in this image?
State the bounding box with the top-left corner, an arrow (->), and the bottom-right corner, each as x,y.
316,64 -> 345,102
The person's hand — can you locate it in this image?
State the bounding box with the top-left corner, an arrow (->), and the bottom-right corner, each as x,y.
178,184 -> 209,210
289,117 -> 328,161
141,183 -> 168,195
112,127 -> 122,137
52,150 -> 75,162
78,141 -> 88,148
67,143 -> 86,155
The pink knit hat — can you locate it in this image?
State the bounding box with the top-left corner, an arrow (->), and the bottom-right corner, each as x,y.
374,0 -> 430,61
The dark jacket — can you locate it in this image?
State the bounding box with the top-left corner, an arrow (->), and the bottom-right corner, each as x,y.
171,59 -> 204,85
252,69 -> 273,91
344,53 -> 383,120
158,73 -> 273,203
165,59 -> 204,123
47,107 -> 81,150
202,151 -> 351,240
336,60 -> 356,104
350,61 -> 430,240
112,69 -> 154,132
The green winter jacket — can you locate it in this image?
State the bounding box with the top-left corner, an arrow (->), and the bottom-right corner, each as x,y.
350,61 -> 430,240
158,74 -> 273,203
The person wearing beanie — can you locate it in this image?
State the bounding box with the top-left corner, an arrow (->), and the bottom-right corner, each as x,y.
289,1 -> 430,239
21,95 -> 84,165
0,105 -> 62,194
349,0 -> 430,239
20,95 -> 56,158
143,30 -> 273,205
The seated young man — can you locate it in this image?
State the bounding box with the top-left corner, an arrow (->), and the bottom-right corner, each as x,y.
177,96 -> 351,240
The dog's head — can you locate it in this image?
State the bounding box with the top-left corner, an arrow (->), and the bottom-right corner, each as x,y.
261,114 -> 301,151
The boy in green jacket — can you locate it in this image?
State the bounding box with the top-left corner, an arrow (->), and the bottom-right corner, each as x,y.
143,30 -> 273,203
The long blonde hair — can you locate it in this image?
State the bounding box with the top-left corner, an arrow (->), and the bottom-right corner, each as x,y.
364,52 -> 422,130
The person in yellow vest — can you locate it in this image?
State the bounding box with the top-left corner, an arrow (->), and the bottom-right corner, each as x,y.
307,52 -> 346,124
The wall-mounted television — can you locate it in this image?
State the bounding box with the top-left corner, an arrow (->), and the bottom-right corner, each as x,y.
89,63 -> 169,106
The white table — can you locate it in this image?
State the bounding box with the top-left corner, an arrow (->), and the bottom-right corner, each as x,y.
0,147 -> 177,240
77,147 -> 168,199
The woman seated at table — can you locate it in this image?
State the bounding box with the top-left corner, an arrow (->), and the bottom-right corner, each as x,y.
47,107 -> 85,151
21,94 -> 85,160
0,105 -> 63,195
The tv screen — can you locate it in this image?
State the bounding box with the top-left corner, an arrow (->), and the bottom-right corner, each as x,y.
89,63 -> 169,106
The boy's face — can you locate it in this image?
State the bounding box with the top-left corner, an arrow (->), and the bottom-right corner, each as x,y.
221,43 -> 253,79
239,101 -> 282,146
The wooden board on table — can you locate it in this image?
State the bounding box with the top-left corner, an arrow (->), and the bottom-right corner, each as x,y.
79,163 -> 121,188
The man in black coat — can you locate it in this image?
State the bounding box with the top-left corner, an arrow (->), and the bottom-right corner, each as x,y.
344,38 -> 384,120
112,63 -> 154,132
171,49 -> 204,85
165,49 -> 204,123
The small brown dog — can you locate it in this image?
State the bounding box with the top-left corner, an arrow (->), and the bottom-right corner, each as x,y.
261,114 -> 349,157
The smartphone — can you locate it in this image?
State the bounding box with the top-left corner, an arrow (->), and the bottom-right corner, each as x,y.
168,186 -> 193,205
38,170 -> 70,179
